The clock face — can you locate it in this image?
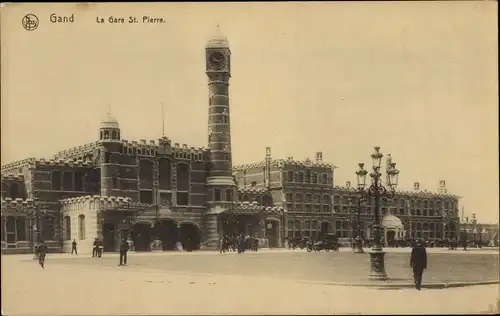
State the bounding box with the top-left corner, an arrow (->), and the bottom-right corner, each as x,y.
208,52 -> 226,69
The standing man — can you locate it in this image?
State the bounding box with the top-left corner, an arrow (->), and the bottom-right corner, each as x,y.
118,238 -> 129,266
97,238 -> 103,258
410,239 -> 428,290
71,239 -> 78,255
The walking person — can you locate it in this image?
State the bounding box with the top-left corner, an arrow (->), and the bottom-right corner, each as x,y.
71,239 -> 78,255
35,240 -> 49,269
92,238 -> 98,258
118,238 -> 130,266
410,239 -> 427,290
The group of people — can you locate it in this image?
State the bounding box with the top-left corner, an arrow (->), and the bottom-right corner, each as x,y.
219,234 -> 260,253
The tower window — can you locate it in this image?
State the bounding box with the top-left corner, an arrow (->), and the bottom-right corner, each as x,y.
104,152 -> 111,163
104,131 -> 110,139
100,131 -> 104,140
111,131 -> 117,139
224,153 -> 229,161
226,189 -> 233,201
214,189 -> 221,202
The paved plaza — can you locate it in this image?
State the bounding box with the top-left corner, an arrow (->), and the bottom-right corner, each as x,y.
2,248 -> 499,315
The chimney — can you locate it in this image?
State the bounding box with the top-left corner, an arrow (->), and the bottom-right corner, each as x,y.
315,152 -> 323,162
413,181 -> 420,191
385,154 -> 392,185
439,180 -> 447,194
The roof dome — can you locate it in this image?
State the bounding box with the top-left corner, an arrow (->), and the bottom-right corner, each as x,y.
100,107 -> 120,129
206,25 -> 229,48
382,214 -> 403,228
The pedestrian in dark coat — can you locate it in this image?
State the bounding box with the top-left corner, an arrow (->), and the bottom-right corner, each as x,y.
118,239 -> 130,266
71,239 -> 78,255
410,239 -> 427,290
92,238 -> 98,258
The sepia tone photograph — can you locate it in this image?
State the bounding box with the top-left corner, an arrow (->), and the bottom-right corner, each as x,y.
1,2 -> 498,315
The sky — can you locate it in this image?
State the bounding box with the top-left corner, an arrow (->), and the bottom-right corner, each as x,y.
1,2 -> 498,223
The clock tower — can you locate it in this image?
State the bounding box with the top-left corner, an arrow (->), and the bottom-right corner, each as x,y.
204,27 -> 235,247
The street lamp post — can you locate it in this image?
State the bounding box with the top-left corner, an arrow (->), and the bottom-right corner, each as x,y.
355,147 -> 399,281
348,196 -> 365,254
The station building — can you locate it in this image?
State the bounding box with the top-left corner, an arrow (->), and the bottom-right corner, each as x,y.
1,33 -> 465,253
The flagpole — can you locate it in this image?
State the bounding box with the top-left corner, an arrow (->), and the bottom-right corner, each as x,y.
161,102 -> 165,137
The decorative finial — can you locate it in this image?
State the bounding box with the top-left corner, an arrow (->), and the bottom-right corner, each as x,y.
107,104 -> 112,117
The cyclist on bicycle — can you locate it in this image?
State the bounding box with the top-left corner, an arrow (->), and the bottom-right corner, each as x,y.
36,240 -> 48,269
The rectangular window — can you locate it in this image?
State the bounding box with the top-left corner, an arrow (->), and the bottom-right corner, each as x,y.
214,189 -> 221,202
9,183 -> 19,199
177,192 -> 189,206
160,193 -> 172,205
16,217 -> 26,241
139,190 -> 153,204
104,152 -> 111,163
251,182 -> 257,187
62,172 -> 73,191
74,172 -> 83,191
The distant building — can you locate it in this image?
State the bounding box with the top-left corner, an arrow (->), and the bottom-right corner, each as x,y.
0,32 -> 462,254
234,153 -> 461,246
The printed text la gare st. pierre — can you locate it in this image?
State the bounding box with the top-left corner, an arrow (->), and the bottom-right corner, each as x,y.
97,16 -> 166,24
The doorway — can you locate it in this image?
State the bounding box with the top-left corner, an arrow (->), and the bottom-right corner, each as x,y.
131,223 -> 152,251
266,220 -> 279,248
158,220 -> 178,250
179,223 -> 201,251
386,230 -> 396,247
102,223 -> 115,252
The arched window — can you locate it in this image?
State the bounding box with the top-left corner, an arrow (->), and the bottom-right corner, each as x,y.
158,158 -> 172,190
305,194 -> 312,203
78,215 -> 86,240
333,195 -> 340,205
176,163 -> 190,191
305,170 -> 311,183
285,193 -> 293,202
64,216 -> 71,241
287,171 -> 294,182
262,194 -> 273,206
322,194 -> 331,205
104,130 -> 110,139
139,160 -> 154,189
314,194 -> 321,204
298,172 -> 304,183
242,194 -> 250,202
312,173 -> 318,184
321,174 -> 328,184
294,193 -> 303,203
111,130 -> 117,140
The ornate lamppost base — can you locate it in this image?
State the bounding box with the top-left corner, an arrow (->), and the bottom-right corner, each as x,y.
353,237 -> 364,253
368,250 -> 388,281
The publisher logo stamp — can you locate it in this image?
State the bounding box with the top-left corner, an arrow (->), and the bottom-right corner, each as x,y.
22,14 -> 39,31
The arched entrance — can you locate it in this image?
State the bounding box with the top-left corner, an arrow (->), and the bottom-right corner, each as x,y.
102,223 -> 116,252
131,223 -> 153,252
319,221 -> 331,239
179,222 -> 201,251
157,219 -> 178,250
266,220 -> 279,248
